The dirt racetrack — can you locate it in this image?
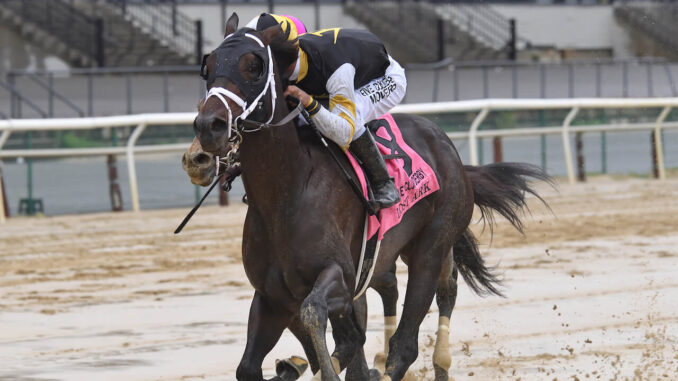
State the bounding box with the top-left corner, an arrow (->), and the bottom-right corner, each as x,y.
1,176 -> 677,380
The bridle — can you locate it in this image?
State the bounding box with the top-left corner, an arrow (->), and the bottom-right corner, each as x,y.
201,31 -> 302,142
177,29 -> 304,234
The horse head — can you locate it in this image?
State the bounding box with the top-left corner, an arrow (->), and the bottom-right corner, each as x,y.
183,13 -> 298,184
191,13 -> 297,157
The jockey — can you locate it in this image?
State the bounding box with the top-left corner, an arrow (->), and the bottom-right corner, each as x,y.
252,15 -> 405,211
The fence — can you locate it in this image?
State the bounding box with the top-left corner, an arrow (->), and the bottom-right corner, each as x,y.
1,97 -> 677,223
404,58 -> 677,103
4,58 -> 676,120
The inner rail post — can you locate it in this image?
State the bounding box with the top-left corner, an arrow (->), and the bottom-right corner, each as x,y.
561,106 -> 580,185
653,106 -> 671,180
0,127 -> 12,221
469,106 -> 490,166
127,122 -> 148,212
0,166 -> 7,224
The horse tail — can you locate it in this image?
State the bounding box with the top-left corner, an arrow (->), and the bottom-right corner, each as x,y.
464,163 -> 553,235
452,162 -> 552,297
453,229 -> 503,297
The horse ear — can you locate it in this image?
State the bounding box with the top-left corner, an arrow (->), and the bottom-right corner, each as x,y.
224,13 -> 239,37
259,24 -> 284,46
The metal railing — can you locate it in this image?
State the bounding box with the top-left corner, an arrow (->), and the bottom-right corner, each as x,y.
1,97 -> 677,223
436,4 -> 512,51
404,57 -> 676,103
5,66 -> 201,119
107,0 -> 198,56
346,0 -> 440,61
395,97 -> 678,183
0,0 -> 100,65
7,58 -> 675,120
348,1 -> 524,61
0,79 -> 48,119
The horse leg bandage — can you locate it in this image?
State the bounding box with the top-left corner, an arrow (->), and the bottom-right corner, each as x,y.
433,316 -> 452,371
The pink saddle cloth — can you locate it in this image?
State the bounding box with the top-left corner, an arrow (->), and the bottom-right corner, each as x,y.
346,113 -> 440,240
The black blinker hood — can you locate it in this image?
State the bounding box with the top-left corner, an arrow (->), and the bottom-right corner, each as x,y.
200,28 -> 270,107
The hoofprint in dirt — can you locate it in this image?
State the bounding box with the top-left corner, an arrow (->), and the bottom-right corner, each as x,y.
0,177 -> 676,380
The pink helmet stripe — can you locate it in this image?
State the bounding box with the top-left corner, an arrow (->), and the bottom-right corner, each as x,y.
282,14 -> 307,35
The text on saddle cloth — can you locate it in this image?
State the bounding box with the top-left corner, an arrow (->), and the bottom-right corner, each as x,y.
346,113 -> 440,241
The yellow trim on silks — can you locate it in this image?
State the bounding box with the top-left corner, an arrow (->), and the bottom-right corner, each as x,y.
331,94 -> 357,150
339,112 -> 356,151
270,14 -> 299,41
329,94 -> 356,119
309,28 -> 341,44
297,48 -> 309,82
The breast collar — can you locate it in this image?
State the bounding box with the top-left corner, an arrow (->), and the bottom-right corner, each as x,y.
201,29 -> 277,139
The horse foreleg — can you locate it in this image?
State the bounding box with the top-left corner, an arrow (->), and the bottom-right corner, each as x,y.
433,250 -> 459,381
287,314 -> 319,374
236,291 -> 293,381
370,263 -> 399,375
301,263 -> 360,381
345,294 -> 370,381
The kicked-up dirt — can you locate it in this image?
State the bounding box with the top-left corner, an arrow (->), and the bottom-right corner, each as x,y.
1,176 -> 677,380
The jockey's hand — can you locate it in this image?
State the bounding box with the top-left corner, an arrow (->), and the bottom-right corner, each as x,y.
284,85 -> 312,108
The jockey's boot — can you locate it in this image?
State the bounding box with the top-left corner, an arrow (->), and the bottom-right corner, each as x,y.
349,129 -> 400,211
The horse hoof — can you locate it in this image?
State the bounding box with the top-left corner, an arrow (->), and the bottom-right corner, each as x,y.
275,356 -> 308,380
373,352 -> 386,374
433,364 -> 450,381
368,368 -> 382,381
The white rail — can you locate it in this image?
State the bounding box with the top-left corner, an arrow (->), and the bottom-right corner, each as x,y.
0,98 -> 676,221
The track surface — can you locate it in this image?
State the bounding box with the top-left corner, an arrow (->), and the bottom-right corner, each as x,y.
1,177 -> 677,380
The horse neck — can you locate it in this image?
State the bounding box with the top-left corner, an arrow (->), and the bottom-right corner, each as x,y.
238,95 -> 307,212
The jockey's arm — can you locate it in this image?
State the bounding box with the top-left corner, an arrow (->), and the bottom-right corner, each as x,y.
287,64 -> 358,151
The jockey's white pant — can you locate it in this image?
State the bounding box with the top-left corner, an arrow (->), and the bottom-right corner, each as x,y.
352,56 -> 407,140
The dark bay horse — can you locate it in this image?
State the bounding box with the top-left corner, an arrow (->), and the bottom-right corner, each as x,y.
186,14 -> 550,381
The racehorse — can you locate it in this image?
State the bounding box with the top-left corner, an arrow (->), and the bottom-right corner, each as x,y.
185,14 -> 551,381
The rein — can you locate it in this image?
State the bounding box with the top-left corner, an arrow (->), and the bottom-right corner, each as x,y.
237,101 -> 303,132
174,102 -> 303,235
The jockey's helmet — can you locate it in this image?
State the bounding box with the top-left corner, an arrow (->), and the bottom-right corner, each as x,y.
245,13 -> 307,42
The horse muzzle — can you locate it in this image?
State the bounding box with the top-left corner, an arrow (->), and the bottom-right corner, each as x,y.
182,150 -> 216,186
194,114 -> 231,156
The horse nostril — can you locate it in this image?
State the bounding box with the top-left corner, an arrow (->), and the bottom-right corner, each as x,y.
192,153 -> 213,166
211,118 -> 228,133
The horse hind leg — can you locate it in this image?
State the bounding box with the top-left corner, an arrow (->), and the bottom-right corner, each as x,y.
382,229 -> 451,381
301,263 -> 364,381
433,249 -> 459,381
370,263 -> 399,375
